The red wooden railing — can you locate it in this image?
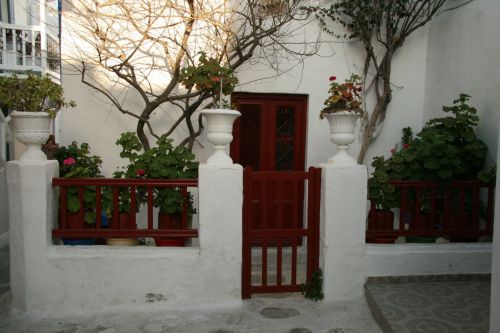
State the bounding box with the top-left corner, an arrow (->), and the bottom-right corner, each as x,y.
52,178 -> 198,240
366,180 -> 494,242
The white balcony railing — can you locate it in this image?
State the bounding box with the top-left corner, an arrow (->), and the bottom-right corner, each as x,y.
0,23 -> 60,83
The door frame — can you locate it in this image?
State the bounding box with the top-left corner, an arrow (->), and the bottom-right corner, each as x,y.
230,92 -> 308,172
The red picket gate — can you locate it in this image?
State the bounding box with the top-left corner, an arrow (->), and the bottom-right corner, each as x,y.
242,167 -> 321,298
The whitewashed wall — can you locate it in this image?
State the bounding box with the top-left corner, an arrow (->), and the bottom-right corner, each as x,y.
7,160 -> 243,312
490,117 -> 500,332
0,165 -> 8,247
423,0 -> 500,164
59,12 -> 432,175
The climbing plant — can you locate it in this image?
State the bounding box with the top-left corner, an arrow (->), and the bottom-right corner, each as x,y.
306,0 -> 449,163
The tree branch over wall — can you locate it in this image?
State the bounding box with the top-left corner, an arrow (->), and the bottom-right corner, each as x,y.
306,0 -> 449,163
62,0 -> 320,150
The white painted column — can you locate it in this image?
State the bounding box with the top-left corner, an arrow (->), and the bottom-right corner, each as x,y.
320,163 -> 367,301
198,164 -> 243,303
490,127 -> 500,332
6,160 -> 58,311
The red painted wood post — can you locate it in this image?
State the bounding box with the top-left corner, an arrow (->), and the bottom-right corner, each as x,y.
181,186 -> 188,229
147,187 -> 153,230
112,187 -> 119,229
95,185 -> 102,229
60,186 -> 67,229
77,187 -> 84,227
130,186 -> 137,227
291,179 -> 298,287
242,167 -> 252,299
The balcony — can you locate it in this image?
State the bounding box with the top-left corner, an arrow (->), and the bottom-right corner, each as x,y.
0,23 -> 60,83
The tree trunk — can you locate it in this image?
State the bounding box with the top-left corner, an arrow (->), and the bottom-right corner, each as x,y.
137,120 -> 150,151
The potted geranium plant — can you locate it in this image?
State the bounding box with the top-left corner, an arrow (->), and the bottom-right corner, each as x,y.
181,53 -> 240,166
368,94 -> 492,243
116,132 -> 198,246
1,72 -> 75,162
320,74 -> 363,165
53,141 -> 103,245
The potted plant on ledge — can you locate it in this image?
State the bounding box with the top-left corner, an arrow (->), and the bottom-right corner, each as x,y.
116,132 -> 198,246
53,141 -> 103,245
180,53 -> 240,166
320,74 -> 363,165
1,72 -> 75,162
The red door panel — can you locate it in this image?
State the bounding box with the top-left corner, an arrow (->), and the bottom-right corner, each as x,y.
231,93 -> 307,234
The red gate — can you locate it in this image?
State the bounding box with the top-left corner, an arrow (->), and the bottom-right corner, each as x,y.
242,167 -> 321,298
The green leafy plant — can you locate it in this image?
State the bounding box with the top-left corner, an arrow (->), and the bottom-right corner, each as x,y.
300,268 -> 324,301
369,94 -> 493,210
0,71 -> 75,116
320,74 -> 363,118
116,132 -> 198,215
53,142 -> 103,224
180,52 -> 238,109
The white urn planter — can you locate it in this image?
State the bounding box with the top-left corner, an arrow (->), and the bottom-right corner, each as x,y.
324,111 -> 361,165
8,111 -> 52,162
200,108 -> 241,166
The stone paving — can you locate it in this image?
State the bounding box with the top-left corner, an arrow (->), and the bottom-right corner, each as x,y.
365,275 -> 491,333
0,293 -> 382,333
0,244 -> 382,333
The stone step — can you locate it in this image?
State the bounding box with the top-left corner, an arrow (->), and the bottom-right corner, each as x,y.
365,274 -> 491,333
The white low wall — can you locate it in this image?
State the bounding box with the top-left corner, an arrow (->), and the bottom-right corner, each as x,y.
7,161 -> 243,312
0,166 -> 8,248
365,243 -> 492,277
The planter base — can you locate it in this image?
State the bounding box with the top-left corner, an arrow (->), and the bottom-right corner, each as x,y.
106,238 -> 137,246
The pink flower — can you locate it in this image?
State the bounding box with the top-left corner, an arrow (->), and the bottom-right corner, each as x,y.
390,148 -> 396,155
329,76 -> 337,81
403,144 -> 410,149
135,169 -> 145,177
63,157 -> 76,166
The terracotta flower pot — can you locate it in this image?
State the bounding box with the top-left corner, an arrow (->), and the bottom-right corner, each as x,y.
156,212 -> 185,247
366,209 -> 397,244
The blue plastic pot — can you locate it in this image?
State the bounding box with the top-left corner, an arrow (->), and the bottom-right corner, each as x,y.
61,238 -> 95,246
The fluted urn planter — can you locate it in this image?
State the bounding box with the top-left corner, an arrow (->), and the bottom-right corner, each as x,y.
200,108 -> 241,166
323,111 -> 360,165
8,111 -> 51,162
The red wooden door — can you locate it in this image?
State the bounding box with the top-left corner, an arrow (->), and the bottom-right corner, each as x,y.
230,93 -> 307,172
231,93 -> 307,231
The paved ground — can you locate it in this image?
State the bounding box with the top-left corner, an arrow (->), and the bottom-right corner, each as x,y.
0,244 -> 382,333
0,293 -> 382,333
366,275 -> 491,333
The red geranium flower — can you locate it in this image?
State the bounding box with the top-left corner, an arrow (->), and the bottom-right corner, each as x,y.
211,76 -> 221,82
329,76 -> 336,81
63,157 -> 76,166
403,143 -> 410,149
136,169 -> 145,177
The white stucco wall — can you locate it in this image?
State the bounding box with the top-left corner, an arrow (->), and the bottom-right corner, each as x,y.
423,0 -> 500,164
58,10 -> 434,175
7,160 -> 243,312
490,119 -> 500,332
0,166 -> 8,247
366,243 -> 492,277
